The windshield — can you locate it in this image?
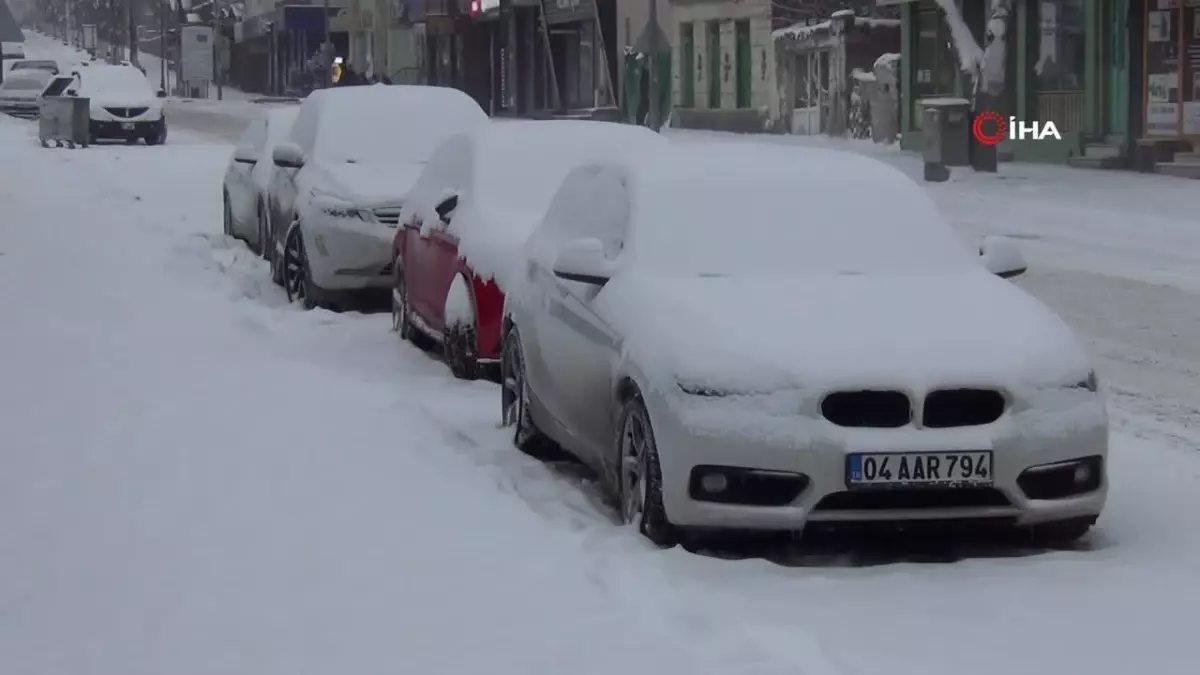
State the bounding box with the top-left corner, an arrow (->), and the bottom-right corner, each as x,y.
632,161 -> 977,276
77,66 -> 152,97
313,89 -> 485,165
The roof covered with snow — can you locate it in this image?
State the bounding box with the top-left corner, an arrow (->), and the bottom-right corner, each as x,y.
773,16 -> 900,41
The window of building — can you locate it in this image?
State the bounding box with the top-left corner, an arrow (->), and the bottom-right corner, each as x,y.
1031,0 -> 1085,130
912,0 -> 958,130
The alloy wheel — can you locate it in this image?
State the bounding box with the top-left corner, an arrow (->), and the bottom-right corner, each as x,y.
501,333 -> 524,430
282,228 -> 308,305
619,409 -> 651,526
222,196 -> 232,237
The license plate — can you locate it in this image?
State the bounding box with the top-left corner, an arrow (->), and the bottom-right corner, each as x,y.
121,122 -> 135,130
847,451 -> 993,488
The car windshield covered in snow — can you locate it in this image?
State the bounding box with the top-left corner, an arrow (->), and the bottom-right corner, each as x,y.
311,85 -> 486,166
627,145 -> 978,277
76,65 -> 153,97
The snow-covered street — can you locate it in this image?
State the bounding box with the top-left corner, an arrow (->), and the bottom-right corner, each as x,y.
4,32 -> 1200,675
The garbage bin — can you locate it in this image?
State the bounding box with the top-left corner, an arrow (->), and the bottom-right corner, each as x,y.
38,92 -> 91,148
918,98 -> 971,167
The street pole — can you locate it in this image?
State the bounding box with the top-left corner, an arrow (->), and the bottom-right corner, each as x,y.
128,0 -> 139,67
212,0 -> 222,99
646,0 -> 661,132
322,0 -> 331,88
159,1 -> 166,91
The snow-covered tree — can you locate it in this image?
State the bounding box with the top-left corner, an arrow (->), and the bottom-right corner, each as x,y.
932,0 -> 1012,106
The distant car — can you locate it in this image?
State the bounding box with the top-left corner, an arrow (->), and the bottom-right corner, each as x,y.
9,59 -> 60,75
394,120 -> 669,380
1,42 -> 25,60
0,70 -> 53,119
223,105 -> 301,257
502,143 -> 1108,548
72,63 -> 168,145
266,84 -> 488,310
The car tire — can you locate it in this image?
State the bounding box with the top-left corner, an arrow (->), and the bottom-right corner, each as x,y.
222,193 -> 233,238
269,214 -> 288,287
501,326 -> 562,460
392,261 -> 433,350
145,121 -> 166,145
281,224 -> 316,310
254,200 -> 268,257
617,394 -> 678,548
443,280 -> 480,381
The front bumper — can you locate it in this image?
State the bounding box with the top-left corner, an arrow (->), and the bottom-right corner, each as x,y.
302,215 -> 398,291
90,117 -> 162,138
649,393 -> 1108,532
1,102 -> 39,119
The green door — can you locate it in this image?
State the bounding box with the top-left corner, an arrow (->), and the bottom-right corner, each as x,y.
680,23 -> 695,108
1103,0 -> 1129,141
706,21 -> 721,108
735,20 -> 750,108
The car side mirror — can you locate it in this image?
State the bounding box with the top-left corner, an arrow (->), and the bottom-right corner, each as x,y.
553,238 -> 614,286
434,194 -> 458,223
156,89 -> 166,98
980,235 -> 1027,279
233,145 -> 257,164
272,142 -> 304,169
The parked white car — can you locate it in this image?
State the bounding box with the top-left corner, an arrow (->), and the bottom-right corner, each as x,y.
267,84 -> 488,309
502,143 -> 1107,548
223,104 -> 300,256
72,63 -> 167,145
0,69 -> 52,119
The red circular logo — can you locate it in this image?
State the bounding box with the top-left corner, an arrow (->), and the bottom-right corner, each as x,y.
972,111 -> 1007,146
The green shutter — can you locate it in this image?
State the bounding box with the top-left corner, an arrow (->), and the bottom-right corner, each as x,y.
680,23 -> 694,108
735,20 -> 750,108
707,21 -> 721,109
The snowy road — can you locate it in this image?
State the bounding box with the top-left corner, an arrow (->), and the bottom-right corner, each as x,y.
5,32 -> 1200,675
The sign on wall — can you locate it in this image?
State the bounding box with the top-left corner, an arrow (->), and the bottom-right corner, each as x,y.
180,25 -> 214,83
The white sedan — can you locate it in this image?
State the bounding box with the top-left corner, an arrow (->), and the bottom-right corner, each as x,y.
222,105 -> 300,256
0,69 -> 52,119
502,143 -> 1107,548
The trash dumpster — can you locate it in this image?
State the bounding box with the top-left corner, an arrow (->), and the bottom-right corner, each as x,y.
918,98 -> 971,167
39,86 -> 91,148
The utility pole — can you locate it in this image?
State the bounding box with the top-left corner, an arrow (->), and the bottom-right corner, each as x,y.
646,0 -> 661,131
128,0 -> 140,67
159,0 -> 166,91
322,0 -> 331,87
212,0 -> 222,99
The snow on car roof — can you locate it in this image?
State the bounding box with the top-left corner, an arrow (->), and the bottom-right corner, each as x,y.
615,142 -> 977,276
308,84 -> 487,165
0,70 -> 50,89
75,64 -> 152,96
431,120 -> 668,290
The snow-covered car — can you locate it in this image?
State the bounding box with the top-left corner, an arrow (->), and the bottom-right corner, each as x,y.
8,59 -> 60,75
222,105 -> 300,257
267,84 -> 488,309
0,69 -> 52,119
393,120 -> 668,380
72,63 -> 168,145
501,143 -> 1108,548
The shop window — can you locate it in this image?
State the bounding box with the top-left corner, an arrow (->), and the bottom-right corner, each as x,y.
912,0 -> 958,130
1032,0 -> 1085,131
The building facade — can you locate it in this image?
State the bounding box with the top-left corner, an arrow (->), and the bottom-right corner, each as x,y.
881,0 -> 1196,166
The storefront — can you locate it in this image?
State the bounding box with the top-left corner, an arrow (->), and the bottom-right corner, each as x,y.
542,0 -> 610,110
1142,0 -> 1200,139
887,0 -> 1120,163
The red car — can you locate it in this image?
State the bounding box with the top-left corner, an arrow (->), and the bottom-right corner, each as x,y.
391,121 -> 668,380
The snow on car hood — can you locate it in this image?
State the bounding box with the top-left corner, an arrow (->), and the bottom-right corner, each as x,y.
598,270 -> 1093,396
315,161 -> 424,207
